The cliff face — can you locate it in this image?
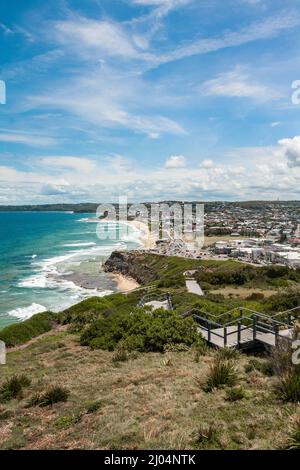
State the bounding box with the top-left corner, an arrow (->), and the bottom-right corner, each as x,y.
103,251 -> 157,285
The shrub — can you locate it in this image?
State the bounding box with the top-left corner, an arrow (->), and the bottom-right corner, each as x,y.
26,393 -> 43,408
244,358 -> 274,376
60,292 -> 140,326
112,343 -> 128,363
193,423 -> 219,448
193,341 -> 208,363
216,348 -> 240,361
270,340 -> 293,376
38,386 -> 70,407
54,414 -> 81,429
276,371 -> 300,403
0,409 -> 14,421
0,312 -> 53,347
287,419 -> 300,450
86,400 -> 102,414
225,386 -> 246,402
204,359 -> 237,392
163,342 -> 190,353
81,307 -> 202,353
246,292 -> 265,301
0,374 -> 31,403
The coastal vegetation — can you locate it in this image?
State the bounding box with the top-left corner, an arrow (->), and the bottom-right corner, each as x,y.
104,251 -> 300,292
1,327 -> 300,449
1,251 -> 300,449
0,312 -> 54,347
80,307 -> 202,352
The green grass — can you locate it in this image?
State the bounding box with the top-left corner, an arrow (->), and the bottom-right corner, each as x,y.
0,374 -> 31,402
276,370 -> 300,403
203,358 -> 238,392
0,330 -> 297,450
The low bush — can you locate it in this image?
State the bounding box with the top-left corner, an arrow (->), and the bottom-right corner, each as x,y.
86,400 -> 102,414
0,312 -> 53,347
287,419 -> 300,450
204,359 -> 237,392
193,423 -> 219,448
276,370 -> 300,403
164,342 -> 190,353
244,358 -> 274,376
28,386 -> 70,407
0,374 -> 31,402
193,341 -> 209,363
60,292 -> 140,326
54,414 -> 81,429
40,386 -> 70,406
81,307 -> 202,353
216,348 -> 240,361
225,386 -> 246,402
112,343 -> 128,363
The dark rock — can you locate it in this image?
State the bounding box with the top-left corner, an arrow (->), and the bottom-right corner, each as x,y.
103,251 -> 157,285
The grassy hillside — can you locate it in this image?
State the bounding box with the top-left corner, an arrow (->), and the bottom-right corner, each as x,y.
1,253 -> 300,450
104,252 -> 300,291
0,328 -> 299,450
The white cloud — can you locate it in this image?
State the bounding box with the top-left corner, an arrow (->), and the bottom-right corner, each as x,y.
279,136 -> 300,167
200,159 -> 214,168
156,11 -> 300,66
0,131 -> 57,147
29,67 -> 186,137
200,67 -> 279,100
165,155 -> 186,168
1,134 -> 300,202
40,156 -> 97,173
53,18 -> 142,59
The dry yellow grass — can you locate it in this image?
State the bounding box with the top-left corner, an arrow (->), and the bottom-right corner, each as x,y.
0,331 -> 298,450
210,287 -> 275,298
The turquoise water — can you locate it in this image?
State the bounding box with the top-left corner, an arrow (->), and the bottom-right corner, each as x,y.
0,212 -> 141,329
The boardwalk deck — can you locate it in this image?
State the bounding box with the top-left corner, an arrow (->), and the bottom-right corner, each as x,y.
198,325 -> 293,348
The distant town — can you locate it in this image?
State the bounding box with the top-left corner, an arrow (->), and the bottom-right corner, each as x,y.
148,201 -> 300,267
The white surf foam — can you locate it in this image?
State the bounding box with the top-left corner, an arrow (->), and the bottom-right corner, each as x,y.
63,242 -> 96,247
7,303 -> 47,320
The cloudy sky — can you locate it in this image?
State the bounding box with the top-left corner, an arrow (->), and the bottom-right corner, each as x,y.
1,0 -> 300,203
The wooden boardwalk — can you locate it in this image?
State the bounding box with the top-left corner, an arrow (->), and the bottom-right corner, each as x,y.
198,325 -> 293,348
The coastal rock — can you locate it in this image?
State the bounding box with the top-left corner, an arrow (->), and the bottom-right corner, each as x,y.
103,251 -> 157,285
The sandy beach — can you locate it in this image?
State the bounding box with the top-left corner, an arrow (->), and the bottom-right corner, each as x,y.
125,219 -> 158,250
110,273 -> 140,292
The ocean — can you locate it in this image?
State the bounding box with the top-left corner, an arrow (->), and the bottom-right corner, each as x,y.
0,212 -> 142,329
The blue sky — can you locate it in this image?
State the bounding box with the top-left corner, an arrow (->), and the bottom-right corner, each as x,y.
1,0 -> 300,203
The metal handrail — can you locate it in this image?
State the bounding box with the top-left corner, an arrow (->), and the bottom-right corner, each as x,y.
183,304 -> 300,328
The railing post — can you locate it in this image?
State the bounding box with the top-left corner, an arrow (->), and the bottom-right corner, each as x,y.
224,327 -> 227,348
274,323 -> 279,347
208,323 -> 211,342
237,321 -> 241,346
288,313 -> 292,326
253,315 -> 257,341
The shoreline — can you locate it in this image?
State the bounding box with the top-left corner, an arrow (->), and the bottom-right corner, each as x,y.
123,219 -> 157,250
1,219 -> 152,325
109,273 -> 140,292
84,217 -> 158,251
